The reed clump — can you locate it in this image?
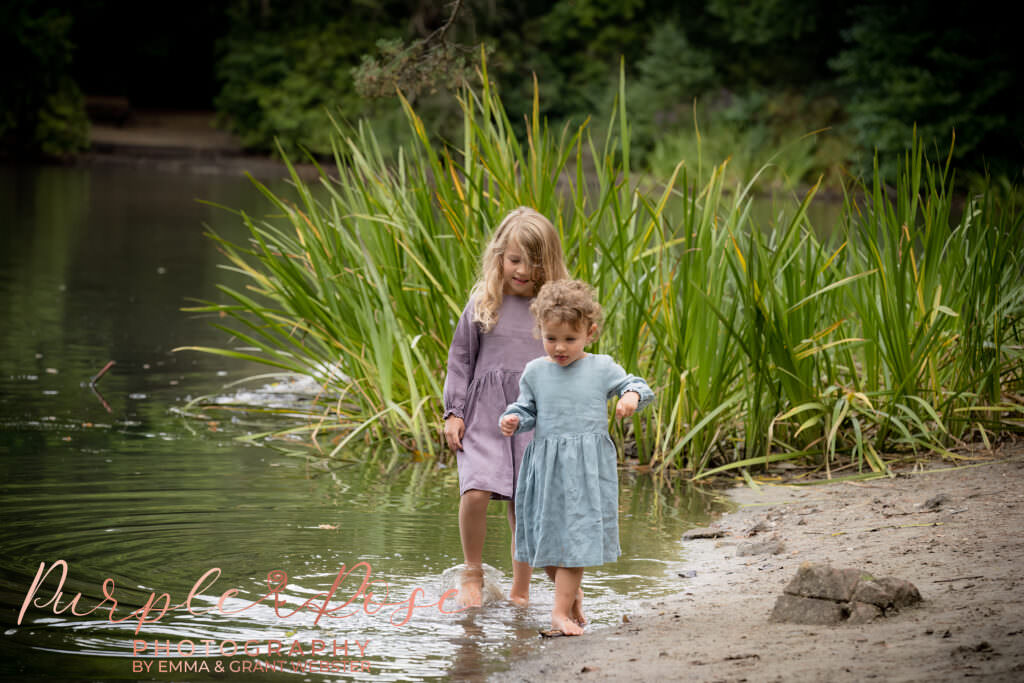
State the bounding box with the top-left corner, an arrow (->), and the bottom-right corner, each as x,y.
180,61 -> 1024,480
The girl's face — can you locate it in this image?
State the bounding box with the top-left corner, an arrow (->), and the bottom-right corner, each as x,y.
501,239 -> 536,296
541,319 -> 595,367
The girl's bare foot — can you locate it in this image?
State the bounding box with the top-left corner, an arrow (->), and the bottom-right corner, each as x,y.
508,592 -> 529,607
508,559 -> 531,606
551,613 -> 584,636
571,587 -> 587,625
508,570 -> 531,606
458,565 -> 484,608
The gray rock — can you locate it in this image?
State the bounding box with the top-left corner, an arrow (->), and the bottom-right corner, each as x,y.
876,576 -> 922,608
851,579 -> 893,608
846,601 -> 884,624
784,563 -> 867,602
772,563 -> 922,625
850,577 -> 921,610
770,594 -> 846,625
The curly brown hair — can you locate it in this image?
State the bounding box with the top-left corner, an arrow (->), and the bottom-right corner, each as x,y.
529,279 -> 603,337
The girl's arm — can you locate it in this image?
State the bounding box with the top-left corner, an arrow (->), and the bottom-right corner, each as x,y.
442,300 -> 479,422
499,371 -> 538,435
605,359 -> 655,417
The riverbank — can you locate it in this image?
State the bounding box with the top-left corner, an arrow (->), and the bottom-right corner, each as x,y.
494,442 -> 1024,682
83,110 -> 318,179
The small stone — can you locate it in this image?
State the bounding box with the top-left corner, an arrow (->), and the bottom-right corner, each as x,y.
922,493 -> 952,510
737,538 -> 786,557
682,526 -> 727,540
744,520 -> 770,536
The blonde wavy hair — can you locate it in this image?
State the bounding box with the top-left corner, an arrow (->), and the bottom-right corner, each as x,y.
529,279 -> 604,338
471,207 -> 569,332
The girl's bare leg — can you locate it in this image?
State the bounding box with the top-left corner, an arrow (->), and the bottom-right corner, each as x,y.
458,489 -> 491,607
507,503 -> 531,605
548,566 -> 585,635
544,566 -> 586,625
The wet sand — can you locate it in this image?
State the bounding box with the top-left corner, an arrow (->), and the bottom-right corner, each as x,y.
494,443 -> 1024,682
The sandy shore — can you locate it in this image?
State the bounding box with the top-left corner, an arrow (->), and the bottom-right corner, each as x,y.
493,443 -> 1024,682
83,110 -> 319,179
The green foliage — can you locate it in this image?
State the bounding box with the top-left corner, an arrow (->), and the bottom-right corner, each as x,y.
830,2 -> 1020,182
839,138 -> 1024,440
636,22 -> 716,105
353,37 -> 474,100
352,0 -> 487,106
34,78 -> 90,157
646,91 -> 849,192
214,0 -> 485,157
0,2 -> 89,157
187,66 -> 1023,478
203,0 -> 1019,186
627,21 -> 716,155
214,17 -> 386,156
487,0 -> 656,129
707,0 -> 834,45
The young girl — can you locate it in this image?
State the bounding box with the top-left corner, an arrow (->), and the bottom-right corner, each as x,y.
443,206 -> 570,607
499,279 -> 654,635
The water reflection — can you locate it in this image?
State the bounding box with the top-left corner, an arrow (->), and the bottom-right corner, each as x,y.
0,164 -> 727,681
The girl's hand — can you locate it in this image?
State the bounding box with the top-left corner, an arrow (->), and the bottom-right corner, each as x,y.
444,415 -> 465,451
615,391 -> 640,419
499,414 -> 519,437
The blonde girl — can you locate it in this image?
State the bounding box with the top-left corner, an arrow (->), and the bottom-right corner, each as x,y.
443,206 -> 570,607
499,280 -> 654,635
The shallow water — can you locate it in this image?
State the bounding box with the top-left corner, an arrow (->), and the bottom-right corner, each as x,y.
0,164 -> 725,681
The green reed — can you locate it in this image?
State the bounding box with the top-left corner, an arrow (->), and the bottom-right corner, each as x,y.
182,59 -> 1024,478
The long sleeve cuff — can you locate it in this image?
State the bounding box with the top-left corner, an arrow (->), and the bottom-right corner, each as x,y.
500,404 -> 536,433
621,380 -> 655,411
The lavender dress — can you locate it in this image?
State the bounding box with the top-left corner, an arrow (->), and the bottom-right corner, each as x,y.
443,295 -> 543,499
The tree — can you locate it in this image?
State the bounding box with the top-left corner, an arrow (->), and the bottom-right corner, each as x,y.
831,2 -> 1022,180
0,1 -> 89,158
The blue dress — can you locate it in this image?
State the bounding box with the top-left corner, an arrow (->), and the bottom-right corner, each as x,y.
501,354 -> 654,568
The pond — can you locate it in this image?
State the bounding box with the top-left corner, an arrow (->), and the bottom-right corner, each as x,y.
0,163 -> 726,681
